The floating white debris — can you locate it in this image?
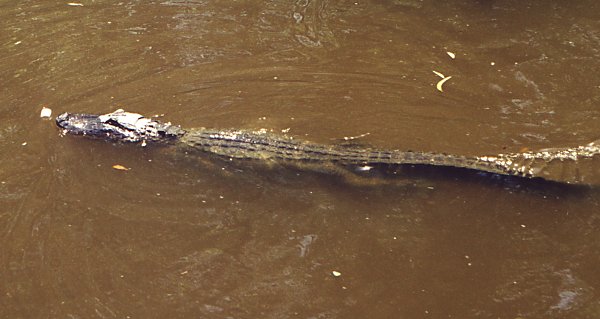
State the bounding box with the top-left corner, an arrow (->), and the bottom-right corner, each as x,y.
67,3 -> 84,6
332,270 -> 341,277
343,132 -> 370,141
356,165 -> 373,172
432,70 -> 445,79
490,61 -> 495,66
436,76 -> 452,92
446,51 -> 456,59
21,142 -> 27,146
40,107 -> 52,118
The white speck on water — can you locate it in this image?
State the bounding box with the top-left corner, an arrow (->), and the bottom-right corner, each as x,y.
293,12 -> 303,23
332,271 -> 341,277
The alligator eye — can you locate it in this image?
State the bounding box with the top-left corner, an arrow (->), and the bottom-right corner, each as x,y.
105,118 -> 131,131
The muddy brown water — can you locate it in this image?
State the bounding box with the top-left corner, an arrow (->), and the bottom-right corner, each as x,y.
2,1 -> 600,318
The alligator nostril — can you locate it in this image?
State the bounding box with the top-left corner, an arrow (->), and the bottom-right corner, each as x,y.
55,113 -> 70,128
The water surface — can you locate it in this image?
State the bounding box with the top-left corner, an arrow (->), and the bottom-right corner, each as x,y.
2,1 -> 600,318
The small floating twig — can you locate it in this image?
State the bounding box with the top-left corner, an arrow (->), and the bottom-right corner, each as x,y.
343,132 -> 370,141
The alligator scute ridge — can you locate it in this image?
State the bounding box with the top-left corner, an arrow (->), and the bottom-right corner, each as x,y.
55,109 -> 600,184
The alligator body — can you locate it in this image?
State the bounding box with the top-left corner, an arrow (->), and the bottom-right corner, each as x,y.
56,109 -> 600,184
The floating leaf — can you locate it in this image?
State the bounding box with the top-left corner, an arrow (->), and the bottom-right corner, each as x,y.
432,70 -> 445,79
436,76 -> 452,92
112,164 -> 130,171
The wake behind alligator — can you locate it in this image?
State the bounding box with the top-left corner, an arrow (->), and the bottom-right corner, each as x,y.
56,109 -> 600,185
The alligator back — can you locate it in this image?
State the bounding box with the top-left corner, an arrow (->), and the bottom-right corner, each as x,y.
178,128 -> 580,180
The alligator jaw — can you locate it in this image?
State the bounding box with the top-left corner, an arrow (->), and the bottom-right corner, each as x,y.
56,109 -> 185,144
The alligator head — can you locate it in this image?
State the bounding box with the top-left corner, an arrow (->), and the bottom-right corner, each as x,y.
56,109 -> 185,144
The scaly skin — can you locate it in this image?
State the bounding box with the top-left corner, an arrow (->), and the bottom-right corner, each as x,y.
56,109 -> 600,183
179,128 -> 517,176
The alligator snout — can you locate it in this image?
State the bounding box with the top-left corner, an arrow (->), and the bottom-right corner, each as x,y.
56,112 -> 103,134
55,112 -> 70,128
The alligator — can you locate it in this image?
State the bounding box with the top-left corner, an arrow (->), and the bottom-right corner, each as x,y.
55,109 -> 600,184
